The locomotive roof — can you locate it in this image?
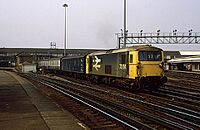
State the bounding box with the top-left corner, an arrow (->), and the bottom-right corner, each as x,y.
88,45 -> 162,56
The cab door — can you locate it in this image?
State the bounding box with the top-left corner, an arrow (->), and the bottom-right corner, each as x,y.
128,51 -> 138,79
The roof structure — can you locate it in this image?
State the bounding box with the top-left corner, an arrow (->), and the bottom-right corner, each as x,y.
179,51 -> 200,56
0,48 -> 100,56
168,55 -> 200,63
164,51 -> 181,58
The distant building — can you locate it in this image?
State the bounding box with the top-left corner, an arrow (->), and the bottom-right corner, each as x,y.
0,48 -> 100,67
16,52 -> 34,71
167,55 -> 200,71
21,62 -> 37,73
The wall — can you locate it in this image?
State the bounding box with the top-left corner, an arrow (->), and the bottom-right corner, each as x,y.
22,64 -> 36,73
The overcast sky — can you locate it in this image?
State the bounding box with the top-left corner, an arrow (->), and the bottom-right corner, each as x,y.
0,0 -> 200,50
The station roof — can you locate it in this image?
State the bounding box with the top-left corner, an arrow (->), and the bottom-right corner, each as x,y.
179,51 -> 200,56
168,55 -> 200,63
1,47 -> 198,57
0,48 -> 100,53
1,47 -> 200,62
164,51 -> 181,57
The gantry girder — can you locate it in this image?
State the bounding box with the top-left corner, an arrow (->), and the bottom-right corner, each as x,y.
116,32 -> 200,48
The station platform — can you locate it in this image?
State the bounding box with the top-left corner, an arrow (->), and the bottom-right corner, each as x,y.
0,70 -> 88,130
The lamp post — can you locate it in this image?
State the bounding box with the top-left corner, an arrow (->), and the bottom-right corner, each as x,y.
63,4 -> 68,56
123,0 -> 127,48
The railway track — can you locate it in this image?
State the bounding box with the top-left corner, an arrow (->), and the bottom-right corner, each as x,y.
166,80 -> 200,93
19,72 -> 200,130
166,70 -> 200,81
166,71 -> 200,88
22,73 -> 150,130
22,73 -> 129,130
164,70 -> 200,103
166,77 -> 200,90
55,73 -> 200,114
159,85 -> 200,101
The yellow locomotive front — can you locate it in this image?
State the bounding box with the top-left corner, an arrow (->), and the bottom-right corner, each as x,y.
129,46 -> 167,90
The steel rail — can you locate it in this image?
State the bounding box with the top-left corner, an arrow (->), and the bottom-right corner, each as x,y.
39,80 -> 151,130
29,75 -> 194,130
21,73 -> 150,130
39,80 -> 192,130
33,74 -> 200,128
165,82 -> 200,93
41,74 -> 200,123
121,94 -> 200,126
152,90 -> 200,107
164,84 -> 200,95
159,87 -> 200,101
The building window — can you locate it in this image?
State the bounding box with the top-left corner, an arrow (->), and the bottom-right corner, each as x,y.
195,64 -> 198,70
166,55 -> 171,59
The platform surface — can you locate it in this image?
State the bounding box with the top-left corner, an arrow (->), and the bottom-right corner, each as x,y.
0,70 -> 88,130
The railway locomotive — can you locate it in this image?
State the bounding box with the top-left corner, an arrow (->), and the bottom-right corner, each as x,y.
38,45 -> 167,90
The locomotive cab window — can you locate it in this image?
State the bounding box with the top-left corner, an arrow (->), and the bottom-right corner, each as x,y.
139,51 -> 162,61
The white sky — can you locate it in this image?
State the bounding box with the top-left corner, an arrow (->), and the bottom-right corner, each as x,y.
0,0 -> 200,50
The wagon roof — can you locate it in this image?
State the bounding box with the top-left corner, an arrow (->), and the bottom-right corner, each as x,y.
88,45 -> 162,56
